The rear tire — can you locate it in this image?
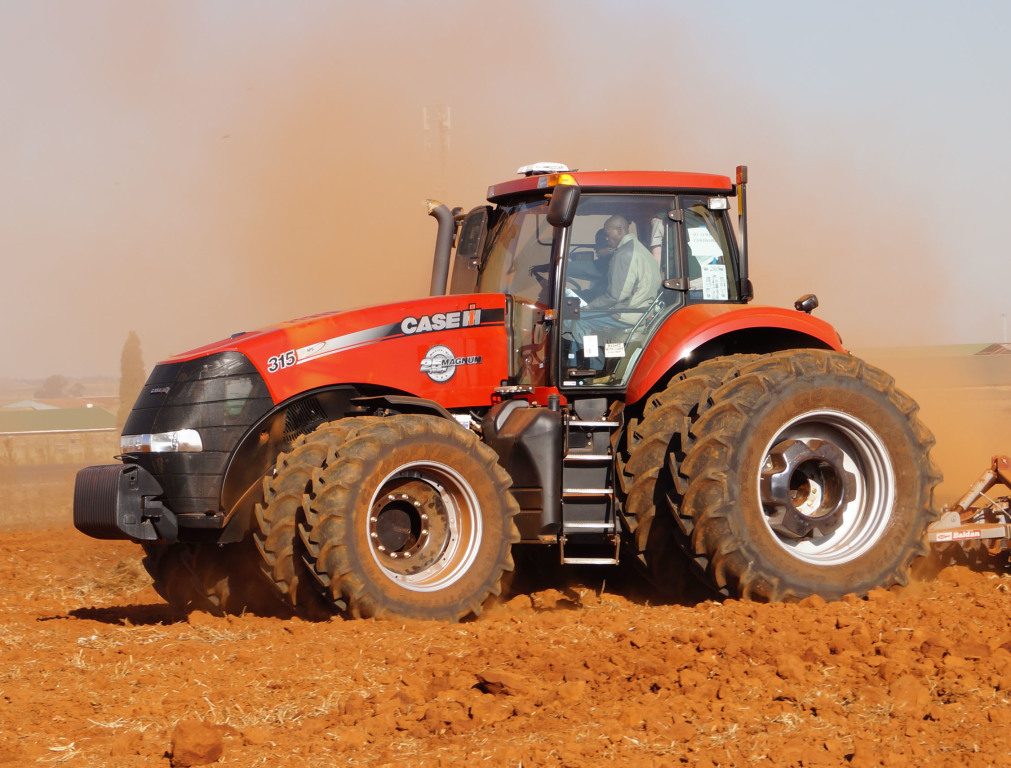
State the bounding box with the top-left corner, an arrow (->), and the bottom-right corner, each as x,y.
679,350 -> 941,600
300,415 -> 520,621
618,355 -> 756,597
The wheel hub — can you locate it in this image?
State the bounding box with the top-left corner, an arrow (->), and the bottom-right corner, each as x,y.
760,438 -> 856,538
367,476 -> 453,579
369,479 -> 439,563
371,497 -> 429,557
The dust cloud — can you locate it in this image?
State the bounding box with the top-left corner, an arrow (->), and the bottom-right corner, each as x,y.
857,348 -> 1011,504
0,4 -> 998,384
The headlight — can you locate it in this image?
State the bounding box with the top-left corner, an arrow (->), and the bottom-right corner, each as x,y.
121,429 -> 203,453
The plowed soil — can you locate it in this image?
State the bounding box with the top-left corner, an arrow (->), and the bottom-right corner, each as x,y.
4,351 -> 1011,767
1,526 -> 1009,768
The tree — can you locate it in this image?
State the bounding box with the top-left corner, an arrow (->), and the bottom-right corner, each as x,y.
117,331 -> 146,429
35,374 -> 70,399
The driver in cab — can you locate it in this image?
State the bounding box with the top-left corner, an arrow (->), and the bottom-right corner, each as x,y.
567,215 -> 661,370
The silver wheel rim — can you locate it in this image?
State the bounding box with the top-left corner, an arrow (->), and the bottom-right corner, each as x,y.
756,409 -> 895,566
366,460 -> 482,592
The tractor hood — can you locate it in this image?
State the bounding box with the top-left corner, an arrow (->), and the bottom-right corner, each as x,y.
161,294 -> 511,409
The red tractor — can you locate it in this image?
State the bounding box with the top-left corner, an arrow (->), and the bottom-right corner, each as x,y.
74,164 -> 940,620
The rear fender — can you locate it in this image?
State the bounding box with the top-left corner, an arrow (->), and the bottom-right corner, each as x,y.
625,304 -> 844,404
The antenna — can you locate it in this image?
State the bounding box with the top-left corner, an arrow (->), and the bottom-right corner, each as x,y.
423,105 -> 451,201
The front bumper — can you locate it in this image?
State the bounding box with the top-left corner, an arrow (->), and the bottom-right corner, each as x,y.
73,464 -> 178,543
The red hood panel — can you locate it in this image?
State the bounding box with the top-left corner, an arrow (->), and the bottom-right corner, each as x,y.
163,294 -> 510,408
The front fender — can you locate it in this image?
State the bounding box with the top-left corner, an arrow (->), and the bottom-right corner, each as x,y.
625,303 -> 844,403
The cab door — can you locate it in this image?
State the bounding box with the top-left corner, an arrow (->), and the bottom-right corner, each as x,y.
557,194 -> 683,389
472,199 -> 558,390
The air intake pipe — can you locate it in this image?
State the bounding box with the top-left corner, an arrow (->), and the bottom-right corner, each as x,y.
427,200 -> 456,296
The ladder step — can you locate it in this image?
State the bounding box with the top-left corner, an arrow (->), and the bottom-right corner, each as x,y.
569,420 -> 620,429
564,453 -> 611,463
559,556 -> 620,565
562,521 -> 616,531
563,488 -> 613,497
559,533 -> 621,566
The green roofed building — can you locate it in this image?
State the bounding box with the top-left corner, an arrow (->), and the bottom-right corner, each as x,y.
0,406 -> 117,466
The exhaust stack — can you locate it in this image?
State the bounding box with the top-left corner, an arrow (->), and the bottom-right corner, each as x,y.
427,200 -> 456,296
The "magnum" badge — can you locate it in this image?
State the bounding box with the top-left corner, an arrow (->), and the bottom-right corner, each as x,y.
420,345 -> 482,383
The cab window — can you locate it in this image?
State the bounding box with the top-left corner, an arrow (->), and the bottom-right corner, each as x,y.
476,200 -> 553,305
680,198 -> 739,302
559,194 -> 678,388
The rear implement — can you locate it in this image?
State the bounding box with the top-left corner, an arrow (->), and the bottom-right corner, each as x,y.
928,456 -> 1011,558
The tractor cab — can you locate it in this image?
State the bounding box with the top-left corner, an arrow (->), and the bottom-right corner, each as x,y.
445,165 -> 747,390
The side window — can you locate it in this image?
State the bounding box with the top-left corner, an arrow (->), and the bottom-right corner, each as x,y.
510,299 -> 548,388
682,201 -> 738,302
449,206 -> 489,294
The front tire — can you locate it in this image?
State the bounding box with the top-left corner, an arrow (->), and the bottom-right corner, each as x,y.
679,350 -> 941,600
142,540 -> 279,616
300,415 -> 520,621
251,418 -> 377,617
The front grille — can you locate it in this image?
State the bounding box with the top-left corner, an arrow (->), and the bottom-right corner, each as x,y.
122,351 -> 273,517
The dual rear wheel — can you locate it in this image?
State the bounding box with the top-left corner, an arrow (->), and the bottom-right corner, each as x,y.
620,350 -> 941,601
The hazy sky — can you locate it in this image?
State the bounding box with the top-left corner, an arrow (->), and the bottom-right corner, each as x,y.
2,1 -> 1009,379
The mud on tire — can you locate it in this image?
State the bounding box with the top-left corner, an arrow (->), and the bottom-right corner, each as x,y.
678,350 -> 941,600
299,414 -> 520,621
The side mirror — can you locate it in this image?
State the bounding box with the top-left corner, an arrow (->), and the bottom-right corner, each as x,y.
546,184 -> 580,227
449,206 -> 489,294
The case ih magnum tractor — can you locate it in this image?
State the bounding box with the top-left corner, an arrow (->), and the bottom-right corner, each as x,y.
74,164 -> 940,621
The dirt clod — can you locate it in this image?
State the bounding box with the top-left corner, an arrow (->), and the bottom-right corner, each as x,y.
170,720 -> 223,767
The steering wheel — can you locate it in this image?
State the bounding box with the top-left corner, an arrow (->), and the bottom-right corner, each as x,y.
565,276 -> 585,293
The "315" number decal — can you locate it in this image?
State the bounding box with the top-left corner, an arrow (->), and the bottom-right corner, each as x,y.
267,350 -> 296,373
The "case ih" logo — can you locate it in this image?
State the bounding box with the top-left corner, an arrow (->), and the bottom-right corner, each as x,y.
401,305 -> 483,335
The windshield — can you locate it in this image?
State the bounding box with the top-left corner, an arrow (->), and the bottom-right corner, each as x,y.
476,200 -> 553,305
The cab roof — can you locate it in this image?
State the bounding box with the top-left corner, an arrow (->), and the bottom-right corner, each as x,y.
487,169 -> 735,203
